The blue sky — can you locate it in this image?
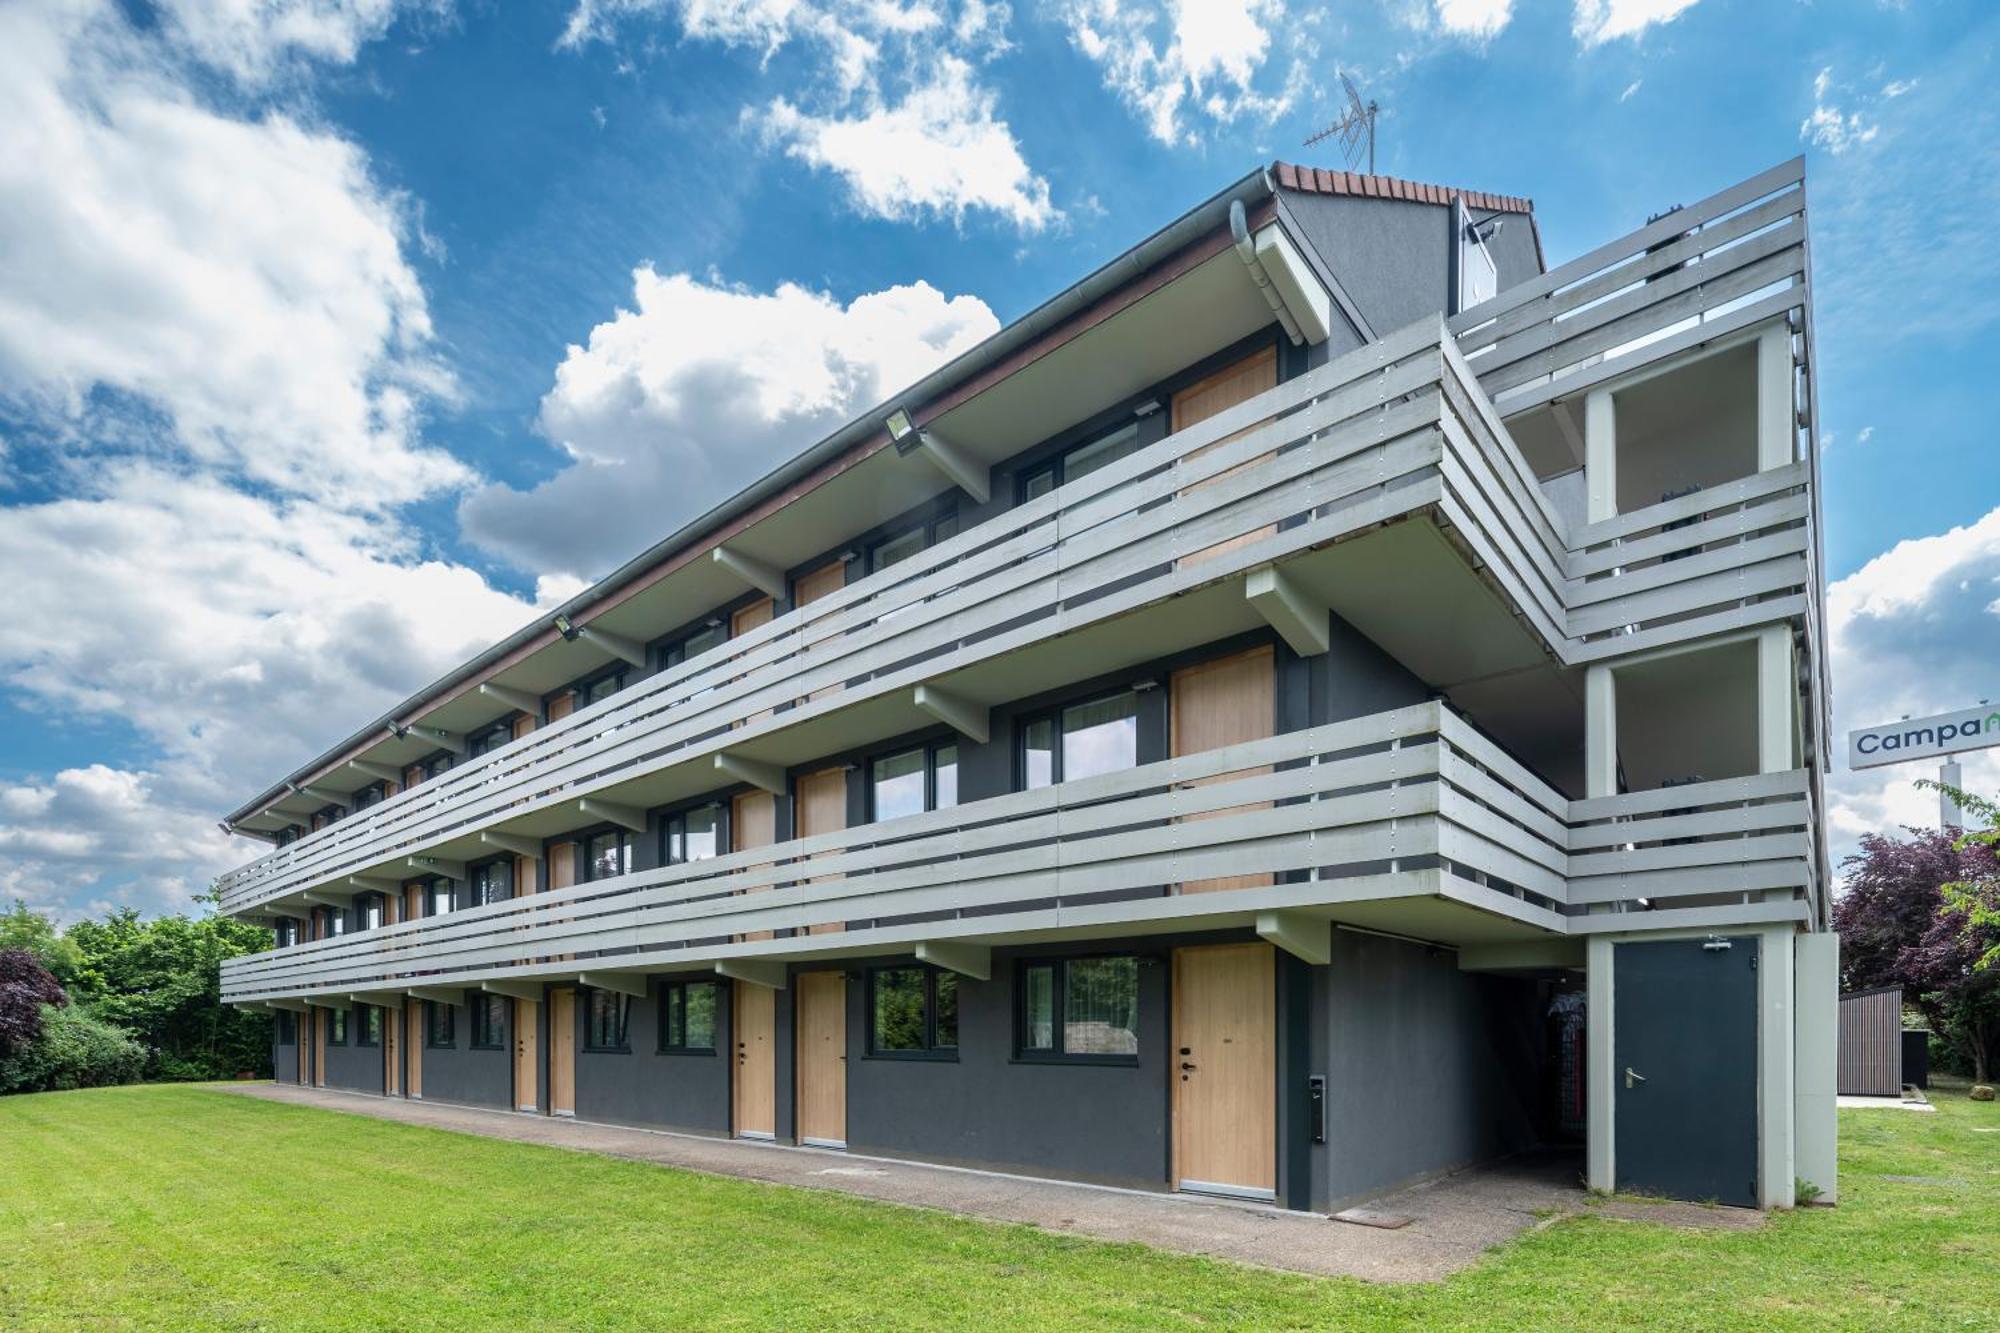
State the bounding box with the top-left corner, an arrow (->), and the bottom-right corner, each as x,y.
2,0 -> 1997,920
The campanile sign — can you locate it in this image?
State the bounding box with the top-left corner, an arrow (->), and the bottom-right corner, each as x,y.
1848,705 -> 2000,770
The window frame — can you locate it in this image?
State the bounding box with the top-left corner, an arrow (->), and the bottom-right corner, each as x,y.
582,829 -> 631,883
426,879 -> 455,917
425,1001 -> 455,1049
358,894 -> 384,932
468,720 -> 515,758
1013,954 -> 1142,1066
657,979 -> 721,1055
469,858 -> 513,908
866,508 -> 960,576
1018,688 -> 1141,790
1017,418 -> 1145,503
661,801 -> 725,868
355,1004 -> 381,1048
470,994 -> 508,1051
584,989 -> 631,1053
276,1010 -> 296,1045
864,964 -> 959,1061
657,619 -> 728,672
866,739 -> 960,823
328,1008 -> 350,1046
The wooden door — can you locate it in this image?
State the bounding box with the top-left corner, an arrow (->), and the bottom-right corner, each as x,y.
1172,943 -> 1276,1199
513,998 -> 539,1111
795,767 -> 847,935
1170,646 -> 1276,893
732,790 -> 777,942
546,692 -> 575,722
795,971 -> 847,1147
312,1009 -> 327,1088
732,981 -> 777,1139
384,1002 -> 400,1096
406,1004 -> 424,1099
732,597 -> 776,727
1172,346 -> 1278,566
794,562 -> 845,704
549,988 -> 576,1116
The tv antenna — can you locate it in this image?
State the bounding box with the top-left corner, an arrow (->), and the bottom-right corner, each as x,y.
1304,73 -> 1378,174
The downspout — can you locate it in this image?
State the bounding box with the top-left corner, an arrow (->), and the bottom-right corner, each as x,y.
1231,197 -> 1303,345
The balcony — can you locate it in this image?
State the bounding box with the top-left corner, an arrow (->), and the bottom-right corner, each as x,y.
218,699 -> 1817,1004
216,161 -> 1818,919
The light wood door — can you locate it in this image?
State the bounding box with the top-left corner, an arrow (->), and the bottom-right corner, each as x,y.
312,1010 -> 326,1088
794,562 -> 845,704
406,1004 -> 423,1099
1171,646 -> 1276,893
733,981 -> 777,1138
795,971 -> 847,1147
546,692 -> 575,722
549,988 -> 576,1116
732,790 -> 777,942
795,767 -> 847,935
513,998 -> 539,1111
1172,346 -> 1278,566
384,1003 -> 400,1096
731,597 -> 776,727
1172,943 -> 1276,1199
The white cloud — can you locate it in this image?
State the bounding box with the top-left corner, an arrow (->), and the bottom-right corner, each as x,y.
0,0 -> 465,512
1051,0 -> 1295,146
1882,78 -> 1916,99
1619,78 -> 1642,102
1856,425 -> 1873,445
460,267 -> 998,579
759,57 -> 1058,230
1800,65 -> 1879,155
152,0 -> 439,86
1434,0 -> 1512,40
1571,0 -> 1700,46
1823,508 -> 2000,863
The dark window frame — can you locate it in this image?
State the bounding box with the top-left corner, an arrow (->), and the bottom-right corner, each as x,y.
660,801 -> 726,868
357,893 -> 385,932
327,1008 -> 350,1046
866,507 -> 961,576
1017,687 -> 1141,790
468,719 -> 515,757
355,1004 -> 381,1048
425,1001 -> 455,1049
351,781 -> 389,811
584,989 -> 631,1053
470,994 -> 508,1050
1017,418 -> 1146,503
469,858 -> 513,907
1014,954 -> 1142,1066
426,879 -> 456,917
656,618 -> 729,672
276,1010 -> 296,1045
866,739 -> 960,822
582,828 -> 631,883
865,964 -> 959,1060
657,979 -> 721,1055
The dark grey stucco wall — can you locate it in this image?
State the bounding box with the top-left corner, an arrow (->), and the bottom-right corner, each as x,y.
321,1010 -> 384,1095
840,940 -> 1172,1190
273,1032 -> 299,1083
419,1002 -> 513,1109
572,977 -> 732,1135
1313,931 -> 1542,1207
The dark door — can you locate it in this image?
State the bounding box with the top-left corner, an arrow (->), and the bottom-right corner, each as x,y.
1615,937 -> 1758,1207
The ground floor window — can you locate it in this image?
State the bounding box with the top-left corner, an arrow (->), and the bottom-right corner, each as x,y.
426,1002 -> 454,1048
658,980 -> 719,1053
328,1009 -> 350,1045
585,990 -> 629,1051
471,995 -> 507,1050
276,1011 -> 296,1045
1018,956 -> 1139,1061
356,1005 -> 381,1047
868,965 -> 958,1057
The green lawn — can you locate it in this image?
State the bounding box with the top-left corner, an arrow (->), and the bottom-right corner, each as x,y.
1,1085 -> 1994,1330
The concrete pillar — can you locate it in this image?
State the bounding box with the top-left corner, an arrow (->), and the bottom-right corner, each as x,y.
1756,625 -> 1794,775
1585,664 -> 1618,799
1793,932 -> 1839,1204
1586,934 -> 1616,1193
1758,925 -> 1797,1209
1585,388 -> 1618,523
1756,324 -> 1793,473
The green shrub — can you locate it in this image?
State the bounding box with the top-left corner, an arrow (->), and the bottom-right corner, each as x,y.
0,1004 -> 147,1093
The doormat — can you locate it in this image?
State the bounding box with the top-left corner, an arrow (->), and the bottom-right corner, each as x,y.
1333,1207 -> 1414,1230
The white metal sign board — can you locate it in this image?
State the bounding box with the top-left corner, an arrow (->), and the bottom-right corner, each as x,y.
1849,704 -> 2000,771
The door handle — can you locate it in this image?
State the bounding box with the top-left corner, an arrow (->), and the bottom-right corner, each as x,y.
1625,1067 -> 1646,1089
1180,1061 -> 1197,1072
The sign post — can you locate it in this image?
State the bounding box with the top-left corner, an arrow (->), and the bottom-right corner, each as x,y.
1849,704 -> 1998,831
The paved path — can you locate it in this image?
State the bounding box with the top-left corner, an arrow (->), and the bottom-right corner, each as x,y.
219,1083 -> 1593,1282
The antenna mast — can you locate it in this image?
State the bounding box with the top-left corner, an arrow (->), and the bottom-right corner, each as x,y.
1303,74 -> 1379,174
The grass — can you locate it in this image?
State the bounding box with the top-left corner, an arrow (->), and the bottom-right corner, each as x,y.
1,1084 -> 1995,1330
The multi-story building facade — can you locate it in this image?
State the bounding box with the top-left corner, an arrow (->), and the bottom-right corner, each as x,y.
218,156 -> 1837,1213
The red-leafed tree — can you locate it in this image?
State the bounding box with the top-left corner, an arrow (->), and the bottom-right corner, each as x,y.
0,947 -> 68,1058
1835,823 -> 2000,1082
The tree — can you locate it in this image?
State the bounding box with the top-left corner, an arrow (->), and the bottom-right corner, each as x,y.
1835,825 -> 2000,1082
1926,782 -> 2000,975
0,901 -> 84,990
0,948 -> 68,1058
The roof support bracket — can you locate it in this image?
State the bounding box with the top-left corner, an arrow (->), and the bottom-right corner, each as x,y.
347,759 -> 402,785
579,971 -> 650,998
260,902 -> 310,920
407,986 -> 465,1006
716,960 -> 788,990
480,831 -> 542,859
909,430 -> 991,505
713,545 -> 787,601
262,997 -> 310,1012
1256,910 -> 1331,966
1245,565 -> 1330,657
715,752 -> 787,795
346,876 -> 400,895
915,941 -> 991,981
304,995 -> 346,1009
479,682 -> 543,716
913,683 -> 989,744
578,798 -> 647,834
292,783 -> 346,806
407,855 -> 467,881
347,991 -> 405,1010
408,725 -> 467,757
482,979 -> 546,1002
301,890 -> 352,906
577,624 -> 648,669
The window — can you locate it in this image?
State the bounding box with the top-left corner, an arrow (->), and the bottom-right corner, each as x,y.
356,1005 -> 381,1047
352,782 -> 387,811
469,721 -> 513,757
276,919 -> 299,949
425,1001 -> 455,1048
661,620 -> 727,671
584,830 -> 629,882
421,753 -> 454,782
1022,691 -> 1139,789
869,741 -> 958,822
328,1009 -> 350,1045
427,881 -> 455,917
470,859 -> 512,907
1020,421 -> 1144,502
867,966 -> 958,1057
574,669 -> 625,710
471,994 -> 508,1050
663,804 -> 722,865
868,510 -> 960,576
1018,956 -> 1139,1061
323,906 -> 348,938
586,990 -> 630,1051
359,895 -> 384,932
659,980 -> 720,1053
276,1011 -> 296,1045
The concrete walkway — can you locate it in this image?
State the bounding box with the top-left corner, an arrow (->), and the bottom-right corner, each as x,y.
218,1083 -> 1589,1282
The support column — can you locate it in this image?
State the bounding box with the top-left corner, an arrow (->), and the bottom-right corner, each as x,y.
1756,323 -> 1794,473
1586,934 -> 1615,1193
1585,664 -> 1618,800
1755,624 -> 1794,775
1584,388 -> 1617,523
1758,925 -> 1797,1209
1793,932 -> 1839,1204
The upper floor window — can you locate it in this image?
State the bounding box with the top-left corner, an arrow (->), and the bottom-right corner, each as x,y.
470,860 -> 512,908
869,510 -> 961,576
352,782 -> 388,811
661,621 -> 728,670
585,990 -> 629,1051
1021,691 -> 1139,790
659,980 -> 719,1053
471,994 -> 507,1050
663,804 -> 722,866
310,805 -> 341,832
275,825 -> 300,847
869,742 -> 958,822
323,907 -> 348,938
276,919 -> 299,948
1020,421 -> 1144,502
468,721 -> 514,757
577,669 -> 625,710
584,830 -> 629,882
427,881 -> 455,917
360,896 -> 384,932
1018,956 -> 1139,1062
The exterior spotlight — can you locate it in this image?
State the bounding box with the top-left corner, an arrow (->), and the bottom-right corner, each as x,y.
886,408 -> 922,456
553,612 -> 578,641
